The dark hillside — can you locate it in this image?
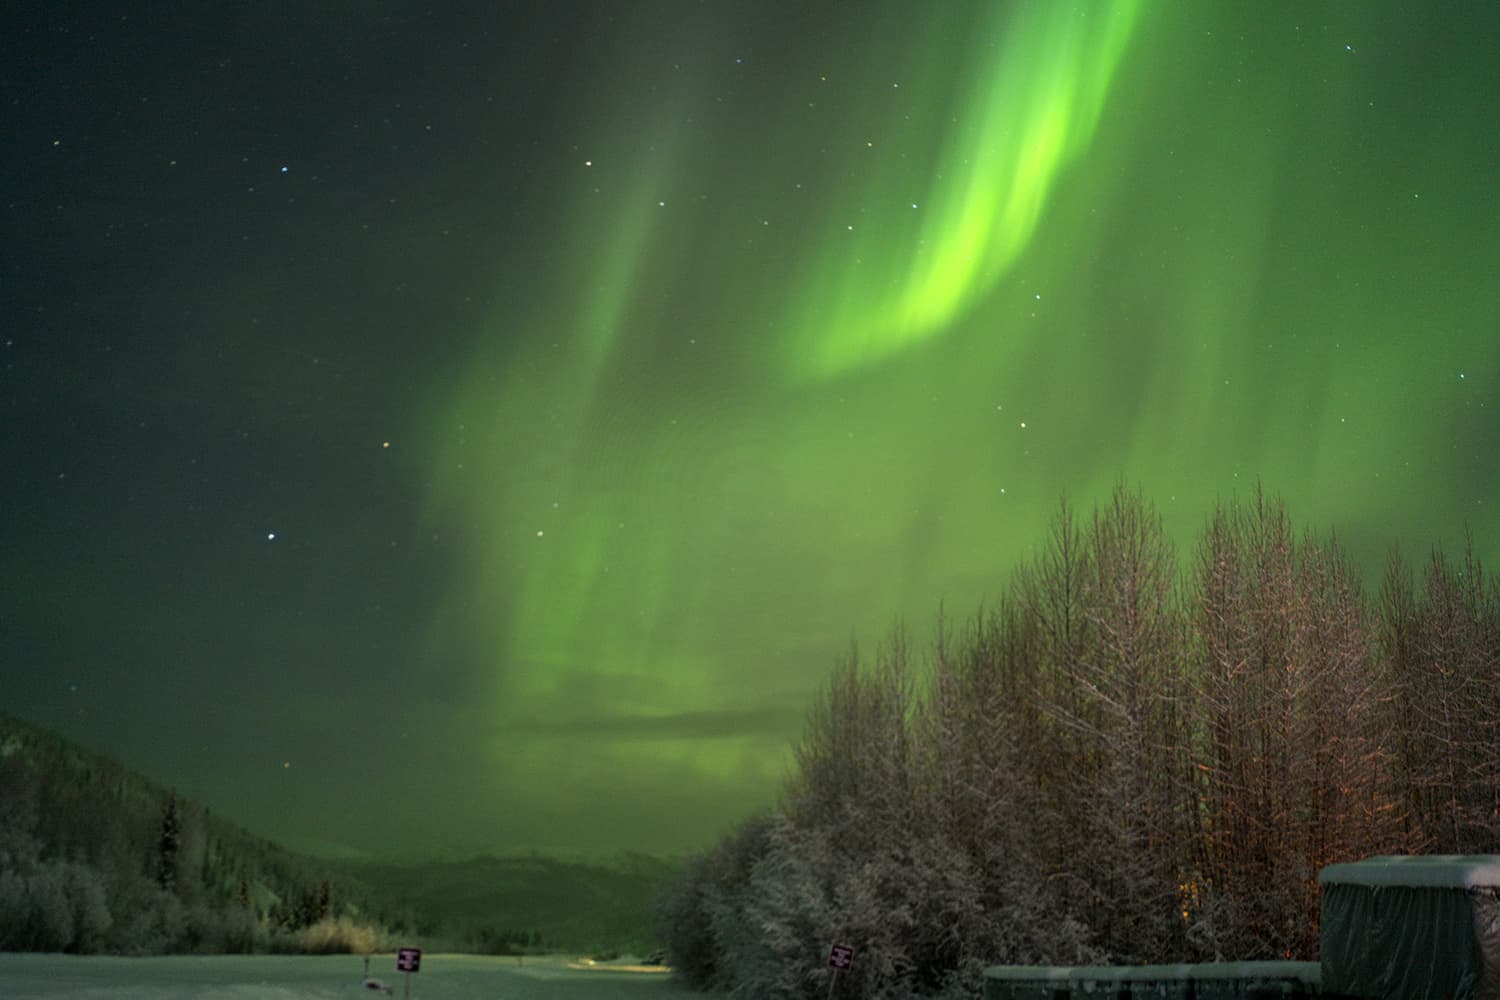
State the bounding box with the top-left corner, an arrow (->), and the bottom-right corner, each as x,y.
0,710 -> 404,953
0,710 -> 680,956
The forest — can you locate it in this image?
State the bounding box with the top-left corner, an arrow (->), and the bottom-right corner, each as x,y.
0,712 -> 416,955
657,486 -> 1500,999
0,710 -> 679,958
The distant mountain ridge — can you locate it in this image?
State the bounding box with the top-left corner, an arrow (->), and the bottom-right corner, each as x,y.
0,710 -> 679,954
332,851 -> 682,954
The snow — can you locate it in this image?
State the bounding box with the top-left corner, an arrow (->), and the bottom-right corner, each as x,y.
0,953 -> 708,999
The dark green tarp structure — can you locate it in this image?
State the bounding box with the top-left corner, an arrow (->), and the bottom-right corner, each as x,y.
1319,855 -> 1500,999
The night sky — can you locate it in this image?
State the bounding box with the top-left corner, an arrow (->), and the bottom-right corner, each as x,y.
3,2 -> 1497,860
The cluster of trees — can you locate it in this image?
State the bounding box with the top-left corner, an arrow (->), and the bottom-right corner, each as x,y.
470,924 -> 546,955
0,714 -> 401,955
657,486 -> 1500,999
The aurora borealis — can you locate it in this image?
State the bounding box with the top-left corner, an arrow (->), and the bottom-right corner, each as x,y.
3,2 -> 1497,859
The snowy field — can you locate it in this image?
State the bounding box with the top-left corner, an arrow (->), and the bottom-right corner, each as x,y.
0,953 -> 711,999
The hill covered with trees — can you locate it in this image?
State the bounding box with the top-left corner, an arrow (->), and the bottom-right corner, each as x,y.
0,711 -> 684,957
657,485 -> 1500,999
0,710 -> 412,954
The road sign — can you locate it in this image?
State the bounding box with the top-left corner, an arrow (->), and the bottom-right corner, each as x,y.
396,947 -> 422,972
828,943 -> 854,970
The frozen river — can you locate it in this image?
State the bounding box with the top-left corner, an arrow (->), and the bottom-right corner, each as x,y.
0,953 -> 713,999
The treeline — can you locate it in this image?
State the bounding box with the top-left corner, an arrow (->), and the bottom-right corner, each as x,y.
335,851 -> 681,956
471,924 -> 545,955
0,712 -> 413,954
657,486 -> 1500,999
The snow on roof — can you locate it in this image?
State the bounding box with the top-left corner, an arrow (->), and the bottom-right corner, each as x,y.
1319,855 -> 1500,889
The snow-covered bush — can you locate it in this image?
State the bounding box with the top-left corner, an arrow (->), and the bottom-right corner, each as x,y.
294,915 -> 383,954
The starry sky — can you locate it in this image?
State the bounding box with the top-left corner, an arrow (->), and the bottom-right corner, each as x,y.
3,2 -> 1497,860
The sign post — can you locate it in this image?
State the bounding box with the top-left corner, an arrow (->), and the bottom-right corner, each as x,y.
827,943 -> 854,999
396,946 -> 422,999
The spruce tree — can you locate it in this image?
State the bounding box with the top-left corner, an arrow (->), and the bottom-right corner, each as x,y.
156,791 -> 180,893
316,879 -> 333,921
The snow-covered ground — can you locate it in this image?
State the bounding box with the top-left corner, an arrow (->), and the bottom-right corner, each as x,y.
0,953 -> 710,999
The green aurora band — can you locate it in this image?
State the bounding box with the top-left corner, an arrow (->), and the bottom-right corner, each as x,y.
421,1 -> 1498,846
786,0 -> 1145,377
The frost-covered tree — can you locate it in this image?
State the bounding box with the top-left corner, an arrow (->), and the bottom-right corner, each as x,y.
0,862 -> 111,953
0,754 -> 42,873
1066,486 -> 1191,962
1382,538 -> 1500,853
1185,490 -> 1399,960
